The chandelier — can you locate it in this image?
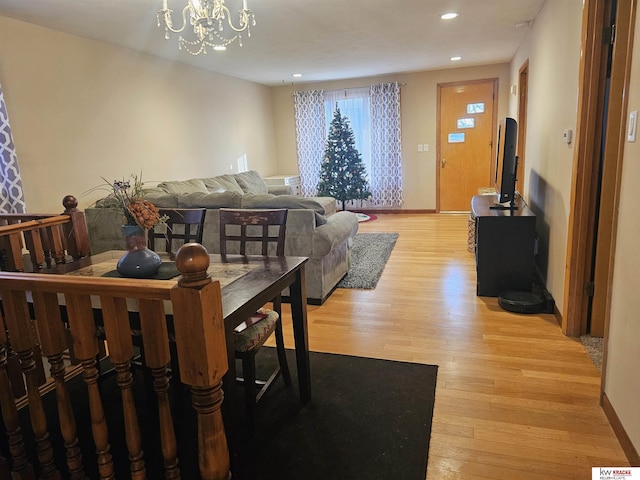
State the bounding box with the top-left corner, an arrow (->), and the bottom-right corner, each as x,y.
157,0 -> 256,55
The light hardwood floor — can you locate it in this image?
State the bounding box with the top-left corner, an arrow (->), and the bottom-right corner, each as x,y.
275,213 -> 629,480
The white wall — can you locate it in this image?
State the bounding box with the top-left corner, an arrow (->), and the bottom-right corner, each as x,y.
510,0 -> 640,454
0,16 -> 278,212
271,65 -> 511,210
509,0 -> 583,313
605,7 -> 640,453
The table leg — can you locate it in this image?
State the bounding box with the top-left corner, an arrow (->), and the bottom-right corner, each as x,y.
289,264 -> 310,403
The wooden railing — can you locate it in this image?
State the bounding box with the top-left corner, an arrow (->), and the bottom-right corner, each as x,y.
0,244 -> 230,480
0,196 -> 91,401
0,195 -> 90,273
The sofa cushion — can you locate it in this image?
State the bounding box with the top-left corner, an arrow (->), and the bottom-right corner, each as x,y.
240,193 -> 327,214
157,178 -> 209,194
309,196 -> 337,216
234,170 -> 269,195
177,191 -> 243,209
142,190 -> 179,208
202,175 -> 244,194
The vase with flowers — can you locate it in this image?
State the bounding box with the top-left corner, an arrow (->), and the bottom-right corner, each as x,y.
97,174 -> 165,278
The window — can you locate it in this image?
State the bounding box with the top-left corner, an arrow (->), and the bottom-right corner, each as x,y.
323,87 -> 372,180
294,82 -> 403,207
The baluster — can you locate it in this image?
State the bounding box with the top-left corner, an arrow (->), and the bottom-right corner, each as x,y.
0,310 -> 35,480
139,298 -> 180,479
62,196 -> 90,260
6,344 -> 25,399
64,293 -> 114,480
0,236 -> 9,271
0,452 -> 11,480
100,296 -> 146,479
4,233 -> 24,272
42,225 -> 66,267
0,290 -> 60,479
31,291 -> 85,479
172,244 -> 230,480
23,231 -> 45,272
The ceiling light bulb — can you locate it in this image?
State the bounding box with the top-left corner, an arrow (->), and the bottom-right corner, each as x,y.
292,73 -> 303,78
450,56 -> 462,61
440,12 -> 459,20
213,45 -> 226,51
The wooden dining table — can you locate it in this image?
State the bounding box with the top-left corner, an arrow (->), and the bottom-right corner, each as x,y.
46,250 -> 311,467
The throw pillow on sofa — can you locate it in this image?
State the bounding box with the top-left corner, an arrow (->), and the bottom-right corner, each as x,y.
234,170 -> 269,195
202,175 -> 244,194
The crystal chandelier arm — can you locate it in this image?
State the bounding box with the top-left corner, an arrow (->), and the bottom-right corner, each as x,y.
213,0 -> 255,32
226,11 -> 254,32
158,4 -> 192,34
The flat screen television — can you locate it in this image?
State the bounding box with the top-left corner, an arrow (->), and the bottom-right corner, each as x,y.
492,117 -> 519,210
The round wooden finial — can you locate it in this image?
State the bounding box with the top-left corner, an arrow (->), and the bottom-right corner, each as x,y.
62,195 -> 79,212
175,243 -> 211,288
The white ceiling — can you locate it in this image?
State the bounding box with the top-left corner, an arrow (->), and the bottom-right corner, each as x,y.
0,0 -> 546,86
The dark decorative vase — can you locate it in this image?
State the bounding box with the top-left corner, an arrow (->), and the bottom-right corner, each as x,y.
116,225 -> 162,278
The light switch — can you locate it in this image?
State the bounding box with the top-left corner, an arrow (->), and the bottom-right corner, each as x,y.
628,110 -> 637,142
423,144 -> 429,151
418,144 -> 423,152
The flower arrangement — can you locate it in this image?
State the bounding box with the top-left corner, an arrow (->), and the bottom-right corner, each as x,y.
91,173 -> 164,230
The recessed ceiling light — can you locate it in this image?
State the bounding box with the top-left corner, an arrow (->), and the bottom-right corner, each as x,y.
213,45 -> 226,51
440,12 -> 459,20
450,56 -> 462,61
292,73 -> 303,78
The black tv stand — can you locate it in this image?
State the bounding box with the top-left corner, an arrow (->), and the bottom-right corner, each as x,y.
472,194 -> 536,296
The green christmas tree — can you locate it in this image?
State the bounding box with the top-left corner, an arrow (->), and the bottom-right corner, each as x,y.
317,106 -> 371,211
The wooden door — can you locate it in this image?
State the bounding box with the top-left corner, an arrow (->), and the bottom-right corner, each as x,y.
517,61 -> 529,196
437,79 -> 498,211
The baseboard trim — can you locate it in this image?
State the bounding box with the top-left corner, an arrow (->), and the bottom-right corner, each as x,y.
346,209 -> 437,214
602,392 -> 640,466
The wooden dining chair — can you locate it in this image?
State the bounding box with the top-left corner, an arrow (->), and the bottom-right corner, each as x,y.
219,208 -> 292,431
97,208 -> 207,381
148,208 -> 207,259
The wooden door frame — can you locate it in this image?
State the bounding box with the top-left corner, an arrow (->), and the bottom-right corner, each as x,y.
563,0 -> 636,341
517,61 -> 529,196
436,78 -> 499,212
591,0 -> 637,339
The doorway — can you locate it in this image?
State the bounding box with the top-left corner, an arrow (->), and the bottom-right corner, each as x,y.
564,0 -> 636,339
437,79 -> 498,212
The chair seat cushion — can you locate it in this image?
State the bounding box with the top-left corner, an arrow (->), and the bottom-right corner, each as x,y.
233,308 -> 279,352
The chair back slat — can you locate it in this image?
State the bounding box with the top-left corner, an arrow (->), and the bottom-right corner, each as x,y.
148,208 -> 206,259
0,244 -> 229,479
219,208 -> 287,257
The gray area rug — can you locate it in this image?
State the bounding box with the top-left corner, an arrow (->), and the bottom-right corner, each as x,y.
337,233 -> 399,289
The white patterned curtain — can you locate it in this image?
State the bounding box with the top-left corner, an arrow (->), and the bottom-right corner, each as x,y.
0,83 -> 26,213
369,82 -> 403,207
293,90 -> 325,196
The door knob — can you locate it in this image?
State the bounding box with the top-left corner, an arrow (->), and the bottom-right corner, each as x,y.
441,158 -> 446,167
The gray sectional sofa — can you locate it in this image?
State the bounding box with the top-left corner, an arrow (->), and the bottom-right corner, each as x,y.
85,170 -> 359,304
